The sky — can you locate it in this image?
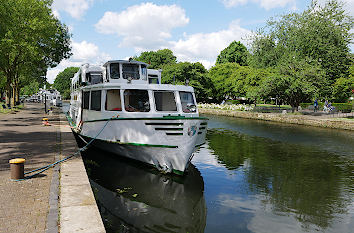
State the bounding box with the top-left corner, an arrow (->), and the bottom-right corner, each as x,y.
47,0 -> 354,83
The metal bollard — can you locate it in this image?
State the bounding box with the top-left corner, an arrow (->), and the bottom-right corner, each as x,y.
9,158 -> 26,180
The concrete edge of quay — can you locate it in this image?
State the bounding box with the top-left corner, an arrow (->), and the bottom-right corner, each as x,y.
57,113 -> 106,233
45,124 -> 61,233
199,108 -> 354,131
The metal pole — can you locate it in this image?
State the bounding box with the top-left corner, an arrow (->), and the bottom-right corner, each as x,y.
45,93 -> 47,114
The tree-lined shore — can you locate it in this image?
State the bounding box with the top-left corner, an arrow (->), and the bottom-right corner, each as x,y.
0,0 -> 71,106
1,0 -> 353,112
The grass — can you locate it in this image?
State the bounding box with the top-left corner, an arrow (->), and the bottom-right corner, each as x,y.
0,102 -> 24,114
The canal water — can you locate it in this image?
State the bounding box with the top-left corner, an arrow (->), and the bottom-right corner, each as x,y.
79,113 -> 354,233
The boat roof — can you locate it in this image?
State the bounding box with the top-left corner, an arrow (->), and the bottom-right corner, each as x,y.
81,83 -> 194,92
103,60 -> 149,67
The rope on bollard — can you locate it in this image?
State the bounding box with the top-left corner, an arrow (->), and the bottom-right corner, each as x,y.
13,119 -> 110,181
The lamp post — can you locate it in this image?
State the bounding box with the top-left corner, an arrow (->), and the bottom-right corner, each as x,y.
41,75 -> 47,114
44,92 -> 47,114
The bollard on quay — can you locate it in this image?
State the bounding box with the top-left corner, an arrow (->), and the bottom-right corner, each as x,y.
9,158 -> 26,180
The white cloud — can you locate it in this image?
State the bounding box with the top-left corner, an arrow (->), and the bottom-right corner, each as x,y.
95,2 -> 189,50
94,3 -> 251,69
52,0 -> 93,19
170,20 -> 251,69
47,40 -> 111,83
222,0 -> 296,10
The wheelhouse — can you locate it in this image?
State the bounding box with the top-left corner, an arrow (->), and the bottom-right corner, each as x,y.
70,61 -> 197,123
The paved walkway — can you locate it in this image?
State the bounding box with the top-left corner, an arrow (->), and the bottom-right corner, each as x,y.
0,103 -> 60,233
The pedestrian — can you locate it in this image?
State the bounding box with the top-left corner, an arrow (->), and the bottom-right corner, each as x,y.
323,99 -> 329,112
314,99 -> 318,112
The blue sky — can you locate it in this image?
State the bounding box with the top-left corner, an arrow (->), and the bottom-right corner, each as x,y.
47,0 -> 354,83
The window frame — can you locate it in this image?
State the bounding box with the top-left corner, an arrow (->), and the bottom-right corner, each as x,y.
90,90 -> 102,111
179,91 -> 197,113
82,91 -> 90,110
110,63 -> 120,79
153,91 -> 178,112
105,89 -> 122,111
123,89 -> 151,112
122,63 -> 140,80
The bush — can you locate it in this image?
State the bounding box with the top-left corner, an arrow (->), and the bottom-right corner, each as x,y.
300,102 -> 324,109
332,103 -> 352,113
300,102 -> 352,112
225,100 -> 241,105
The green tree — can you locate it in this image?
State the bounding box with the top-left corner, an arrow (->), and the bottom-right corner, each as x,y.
0,0 -> 71,106
261,57 -> 326,109
242,68 -> 273,105
21,81 -> 40,96
208,63 -> 241,102
0,74 -> 5,100
53,67 -> 79,99
161,62 -> 213,102
216,41 -> 249,66
250,0 -> 353,84
332,63 -> 354,102
135,49 -> 177,69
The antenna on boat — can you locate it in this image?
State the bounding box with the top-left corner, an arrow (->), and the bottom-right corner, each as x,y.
185,78 -> 189,86
173,75 -> 175,85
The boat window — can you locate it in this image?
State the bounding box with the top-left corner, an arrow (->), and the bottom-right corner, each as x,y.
124,90 -> 150,112
141,65 -> 147,80
106,90 -> 122,111
110,63 -> 120,79
90,90 -> 101,111
83,91 -> 90,109
87,72 -> 103,84
154,91 -> 177,112
179,91 -> 196,113
148,75 -> 159,84
122,64 -> 140,80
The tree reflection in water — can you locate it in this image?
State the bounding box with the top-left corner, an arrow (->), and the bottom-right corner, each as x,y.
207,129 -> 354,231
83,148 -> 206,233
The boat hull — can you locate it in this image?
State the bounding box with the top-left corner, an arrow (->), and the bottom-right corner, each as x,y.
72,117 -> 207,175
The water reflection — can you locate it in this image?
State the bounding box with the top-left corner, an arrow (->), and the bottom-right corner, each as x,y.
83,149 -> 206,233
203,128 -> 354,232
206,114 -> 354,157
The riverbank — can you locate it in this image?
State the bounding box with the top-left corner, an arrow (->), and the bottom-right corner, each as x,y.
199,108 -> 354,131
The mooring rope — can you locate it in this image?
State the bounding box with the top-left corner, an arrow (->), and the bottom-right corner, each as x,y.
13,118 -> 110,181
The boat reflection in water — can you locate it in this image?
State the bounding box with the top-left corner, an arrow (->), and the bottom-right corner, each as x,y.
82,148 -> 206,233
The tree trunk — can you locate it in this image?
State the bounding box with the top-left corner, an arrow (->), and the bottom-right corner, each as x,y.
5,83 -> 11,105
11,85 -> 16,106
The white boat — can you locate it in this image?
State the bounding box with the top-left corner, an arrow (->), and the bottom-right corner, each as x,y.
37,89 -> 62,106
68,60 -> 208,175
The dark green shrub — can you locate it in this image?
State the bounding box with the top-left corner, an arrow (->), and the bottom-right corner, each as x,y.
332,103 -> 352,113
226,100 -> 241,105
300,103 -> 324,109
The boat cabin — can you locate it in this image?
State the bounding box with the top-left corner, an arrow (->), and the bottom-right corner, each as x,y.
70,60 -> 197,124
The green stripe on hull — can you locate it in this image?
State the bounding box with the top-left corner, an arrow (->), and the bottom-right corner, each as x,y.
146,122 -> 183,126
172,169 -> 184,176
84,116 -> 208,123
